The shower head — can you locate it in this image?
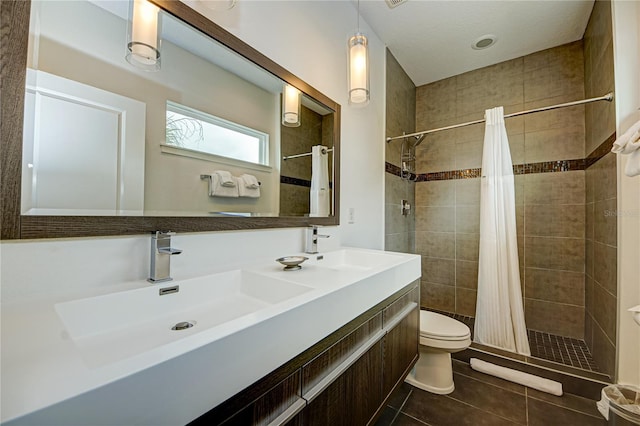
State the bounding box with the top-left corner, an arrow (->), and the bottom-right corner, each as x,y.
412,134 -> 426,148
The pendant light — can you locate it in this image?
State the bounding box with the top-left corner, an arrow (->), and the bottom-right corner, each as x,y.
282,84 -> 301,127
348,0 -> 369,105
126,0 -> 162,72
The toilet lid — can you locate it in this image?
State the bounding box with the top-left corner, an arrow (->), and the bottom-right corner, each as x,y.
420,311 -> 470,339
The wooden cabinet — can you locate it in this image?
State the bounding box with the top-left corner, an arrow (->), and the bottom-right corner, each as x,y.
382,286 -> 420,398
189,280 -> 419,426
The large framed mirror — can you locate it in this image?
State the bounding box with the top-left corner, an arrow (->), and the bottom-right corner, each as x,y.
1,0 -> 340,239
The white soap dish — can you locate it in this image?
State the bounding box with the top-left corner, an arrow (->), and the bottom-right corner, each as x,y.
276,256 -> 308,271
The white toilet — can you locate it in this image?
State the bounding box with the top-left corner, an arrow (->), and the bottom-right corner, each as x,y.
405,310 -> 471,394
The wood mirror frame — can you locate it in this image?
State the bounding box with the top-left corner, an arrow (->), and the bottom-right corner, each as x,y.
0,0 -> 341,239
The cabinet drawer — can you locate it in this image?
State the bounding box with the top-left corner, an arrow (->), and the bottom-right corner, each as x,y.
382,283 -> 419,328
301,313 -> 383,398
220,371 -> 303,426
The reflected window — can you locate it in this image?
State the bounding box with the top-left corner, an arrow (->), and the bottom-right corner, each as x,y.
165,101 -> 268,165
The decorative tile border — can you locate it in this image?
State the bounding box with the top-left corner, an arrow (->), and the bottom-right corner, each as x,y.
280,176 -> 333,189
386,133 -> 616,181
280,175 -> 311,187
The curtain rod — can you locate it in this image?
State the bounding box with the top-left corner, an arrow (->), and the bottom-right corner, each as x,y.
283,147 -> 333,161
386,92 -> 614,143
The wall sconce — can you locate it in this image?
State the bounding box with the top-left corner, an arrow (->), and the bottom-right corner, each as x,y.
348,0 -> 369,105
126,0 -> 162,72
282,84 -> 301,127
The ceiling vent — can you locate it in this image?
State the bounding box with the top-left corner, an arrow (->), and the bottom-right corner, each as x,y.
385,0 -> 407,9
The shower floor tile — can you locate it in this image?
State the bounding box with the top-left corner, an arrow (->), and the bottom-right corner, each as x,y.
428,309 -> 600,373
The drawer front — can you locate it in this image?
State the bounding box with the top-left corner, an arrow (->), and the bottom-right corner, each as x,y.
382,282 -> 419,328
301,312 -> 383,397
222,371 -> 303,426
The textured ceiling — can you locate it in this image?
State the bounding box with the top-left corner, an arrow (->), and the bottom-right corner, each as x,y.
358,0 -> 595,87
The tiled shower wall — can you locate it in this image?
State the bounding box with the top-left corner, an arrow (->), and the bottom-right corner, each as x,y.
415,41 -> 589,338
385,50 -> 416,253
583,0 -> 617,379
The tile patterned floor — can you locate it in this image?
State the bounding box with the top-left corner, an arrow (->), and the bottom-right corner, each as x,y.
375,360 -> 606,426
431,310 -> 600,373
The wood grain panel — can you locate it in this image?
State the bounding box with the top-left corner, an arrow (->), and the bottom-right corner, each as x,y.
383,307 -> 419,396
301,340 -> 384,426
1,0 -> 30,239
382,282 -> 419,326
302,313 -> 383,395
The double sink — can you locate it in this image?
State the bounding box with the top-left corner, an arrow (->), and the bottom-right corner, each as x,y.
54,248 -> 409,368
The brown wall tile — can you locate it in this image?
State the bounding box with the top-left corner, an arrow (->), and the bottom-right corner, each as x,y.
591,321 -> 616,378
456,205 -> 480,234
592,282 -> 616,343
593,198 -> 617,246
415,206 -> 455,232
415,180 -> 455,206
455,178 -> 481,205
456,233 -> 480,261
525,299 -> 585,338
524,171 -> 585,205
415,231 -> 455,259
422,256 -> 455,286
592,242 -> 617,296
456,260 -> 479,290
525,204 -> 585,238
422,281 -> 455,312
456,287 -> 477,317
525,268 -> 585,305
525,236 -> 585,272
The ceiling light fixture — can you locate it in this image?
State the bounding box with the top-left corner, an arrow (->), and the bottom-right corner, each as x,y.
472,34 -> 497,50
126,0 -> 162,71
282,84 -> 301,127
348,0 -> 370,106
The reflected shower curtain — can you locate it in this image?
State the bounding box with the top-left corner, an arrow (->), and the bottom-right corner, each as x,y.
474,106 -> 531,356
309,145 -> 330,217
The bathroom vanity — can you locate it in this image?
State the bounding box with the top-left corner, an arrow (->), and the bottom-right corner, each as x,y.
0,247 -> 420,425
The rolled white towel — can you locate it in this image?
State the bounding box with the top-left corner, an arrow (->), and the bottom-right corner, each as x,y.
240,174 -> 260,189
214,170 -> 236,187
612,120 -> 640,154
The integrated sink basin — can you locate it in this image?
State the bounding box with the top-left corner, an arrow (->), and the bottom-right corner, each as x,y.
54,270 -> 312,367
309,248 -> 408,271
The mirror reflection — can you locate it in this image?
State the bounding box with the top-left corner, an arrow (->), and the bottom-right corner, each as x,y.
22,0 -> 335,217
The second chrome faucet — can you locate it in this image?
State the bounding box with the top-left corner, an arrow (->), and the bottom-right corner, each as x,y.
305,225 -> 330,254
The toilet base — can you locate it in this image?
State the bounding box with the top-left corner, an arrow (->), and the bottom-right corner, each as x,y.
404,347 -> 456,395
405,369 -> 455,394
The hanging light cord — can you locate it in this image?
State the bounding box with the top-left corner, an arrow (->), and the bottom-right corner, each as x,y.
357,0 -> 360,32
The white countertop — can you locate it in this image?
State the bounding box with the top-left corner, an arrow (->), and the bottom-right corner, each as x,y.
1,247 -> 420,425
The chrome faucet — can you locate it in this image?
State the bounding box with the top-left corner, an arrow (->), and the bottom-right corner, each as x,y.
148,231 -> 183,283
305,225 -> 330,254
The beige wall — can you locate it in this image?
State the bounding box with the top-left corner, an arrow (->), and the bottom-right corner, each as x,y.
385,50 -> 416,253
415,42 -> 588,339
583,0 -> 618,379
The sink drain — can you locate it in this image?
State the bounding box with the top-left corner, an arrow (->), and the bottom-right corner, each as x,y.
171,321 -> 195,331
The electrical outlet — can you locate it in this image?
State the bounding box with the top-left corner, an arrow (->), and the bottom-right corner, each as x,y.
348,208 -> 355,224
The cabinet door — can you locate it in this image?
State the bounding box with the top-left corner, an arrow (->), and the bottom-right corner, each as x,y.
300,339 -> 384,426
382,286 -> 419,397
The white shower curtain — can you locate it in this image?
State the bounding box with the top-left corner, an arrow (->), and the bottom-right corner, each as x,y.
309,145 -> 330,217
474,106 -> 531,356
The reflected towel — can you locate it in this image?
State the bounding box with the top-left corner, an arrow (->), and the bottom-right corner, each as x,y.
240,174 -> 260,189
612,120 -> 640,177
214,170 -> 236,187
238,179 -> 260,198
208,174 -> 239,197
310,145 -> 330,217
